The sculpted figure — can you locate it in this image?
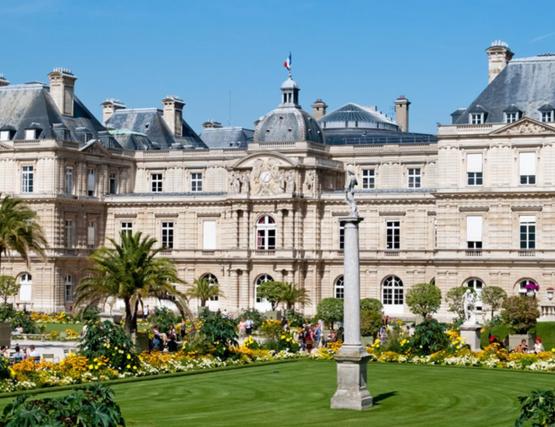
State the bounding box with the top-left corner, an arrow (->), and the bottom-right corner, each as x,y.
345,168 -> 358,217
463,289 -> 477,325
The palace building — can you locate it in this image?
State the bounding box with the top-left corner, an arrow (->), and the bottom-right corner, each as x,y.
0,41 -> 554,321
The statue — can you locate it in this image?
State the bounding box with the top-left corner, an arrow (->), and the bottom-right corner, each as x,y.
286,171 -> 296,193
463,289 -> 477,325
345,168 -> 358,217
229,172 -> 241,194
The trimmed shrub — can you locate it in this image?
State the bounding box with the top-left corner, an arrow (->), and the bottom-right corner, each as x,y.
406,282 -> 442,319
501,296 -> 539,334
149,306 -> 180,334
316,298 -> 343,329
360,298 -> 383,338
409,319 -> 450,355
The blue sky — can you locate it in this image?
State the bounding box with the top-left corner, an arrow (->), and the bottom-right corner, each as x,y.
3,0 -> 555,133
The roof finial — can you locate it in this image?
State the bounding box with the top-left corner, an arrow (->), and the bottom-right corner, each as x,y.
283,52 -> 292,78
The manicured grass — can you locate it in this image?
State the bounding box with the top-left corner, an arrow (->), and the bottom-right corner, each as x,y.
536,322 -> 555,350
42,322 -> 83,334
1,360 -> 552,426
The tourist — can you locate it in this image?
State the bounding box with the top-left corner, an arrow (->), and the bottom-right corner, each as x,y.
313,323 -> 322,348
167,326 -> 178,352
151,326 -> 163,351
534,337 -> 545,353
238,319 -> 246,337
514,339 -> 528,353
245,318 -> 254,336
11,345 -> 24,362
27,345 -> 40,362
143,305 -> 150,319
304,325 -> 314,353
337,327 -> 344,342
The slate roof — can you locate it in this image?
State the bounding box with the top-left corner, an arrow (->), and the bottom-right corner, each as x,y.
254,107 -> 323,144
320,103 -> 398,131
453,55 -> 555,124
323,128 -> 436,145
200,127 -> 254,149
106,108 -> 207,150
0,83 -> 111,147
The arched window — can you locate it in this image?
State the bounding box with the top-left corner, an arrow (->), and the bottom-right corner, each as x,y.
517,278 -> 538,296
334,276 -> 344,299
382,275 -> 403,306
256,215 -> 276,250
255,274 -> 273,311
64,274 -> 73,303
465,278 -> 484,311
19,273 -> 32,302
201,273 -> 219,301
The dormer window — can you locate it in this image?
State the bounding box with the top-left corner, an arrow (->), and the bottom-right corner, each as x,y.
469,113 -> 484,124
541,110 -> 554,123
504,111 -> 521,123
0,130 -> 13,141
24,128 -> 39,140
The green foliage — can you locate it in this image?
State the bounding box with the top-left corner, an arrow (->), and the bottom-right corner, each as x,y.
360,298 -> 383,337
0,276 -> 18,305
197,309 -> 238,359
480,321 -> 511,348
515,389 -> 555,427
79,305 -> 101,322
316,298 -> 343,329
279,282 -> 310,310
536,322 -> 555,351
406,282 -> 442,319
256,281 -> 285,311
482,286 -> 507,319
79,321 -> 139,372
76,231 -> 189,334
382,322 -> 410,353
0,357 -> 10,380
186,278 -> 223,308
0,384 -> 125,426
445,286 -> 469,321
501,296 -> 540,334
409,319 -> 450,355
236,308 -> 264,330
149,307 -> 180,334
0,306 -> 41,334
260,319 -> 283,341
284,310 -> 306,328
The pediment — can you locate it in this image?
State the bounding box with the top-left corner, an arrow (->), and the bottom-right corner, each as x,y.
489,117 -> 555,136
232,151 -> 296,169
79,140 -> 112,157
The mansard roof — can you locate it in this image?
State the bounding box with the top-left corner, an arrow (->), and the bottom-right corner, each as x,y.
0,83 -> 106,146
200,126 -> 253,149
454,54 -> 555,124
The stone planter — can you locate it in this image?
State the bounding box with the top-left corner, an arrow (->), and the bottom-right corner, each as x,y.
265,311 -> 282,321
508,334 -> 533,351
0,323 -> 10,348
134,332 -> 150,353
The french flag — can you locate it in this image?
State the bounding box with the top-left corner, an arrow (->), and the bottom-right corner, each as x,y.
283,52 -> 292,71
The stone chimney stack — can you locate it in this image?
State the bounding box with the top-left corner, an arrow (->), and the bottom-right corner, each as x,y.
101,99 -> 126,125
48,68 -> 77,116
486,40 -> 514,83
162,96 -> 185,137
202,120 -> 223,129
394,96 -> 410,132
311,98 -> 328,120
0,75 -> 9,87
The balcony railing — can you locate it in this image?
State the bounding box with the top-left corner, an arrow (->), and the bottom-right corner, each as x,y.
519,250 -> 536,257
540,305 -> 555,321
465,249 -> 482,256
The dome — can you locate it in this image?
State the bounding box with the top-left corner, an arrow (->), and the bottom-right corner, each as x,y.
320,103 -> 399,131
254,107 -> 323,144
281,77 -> 299,90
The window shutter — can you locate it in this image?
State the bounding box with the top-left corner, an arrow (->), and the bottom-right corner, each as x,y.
466,153 -> 483,173
519,152 -> 536,175
203,220 -> 217,250
466,216 -> 483,242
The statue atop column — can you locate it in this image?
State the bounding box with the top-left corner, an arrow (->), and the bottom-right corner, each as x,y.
345,167 -> 358,217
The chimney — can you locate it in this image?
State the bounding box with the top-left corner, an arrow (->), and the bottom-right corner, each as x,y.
162,96 -> 185,137
395,96 -> 410,132
486,40 -> 513,83
101,99 -> 126,125
47,68 -> 77,116
311,98 -> 328,120
202,120 -> 223,129
0,74 -> 9,87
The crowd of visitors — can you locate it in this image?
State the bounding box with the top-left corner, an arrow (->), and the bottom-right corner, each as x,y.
1,344 -> 41,363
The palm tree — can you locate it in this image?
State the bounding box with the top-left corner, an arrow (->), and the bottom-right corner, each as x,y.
280,282 -> 310,311
0,196 -> 47,272
75,231 -> 189,334
186,278 -> 223,308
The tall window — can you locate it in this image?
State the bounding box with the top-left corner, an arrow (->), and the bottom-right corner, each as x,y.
65,167 -> 73,194
469,113 -> 484,124
339,221 -> 346,250
466,153 -> 483,186
386,221 -> 400,250
334,276 -> 344,299
161,222 -> 174,249
64,220 -> 75,248
21,165 -> 33,193
87,169 -> 96,196
87,221 -> 96,248
518,279 -> 538,296
255,274 -> 273,307
151,173 -> 163,192
466,216 -> 483,249
541,110 -> 554,123
520,216 -> 536,250
64,274 -> 73,302
504,111 -> 520,123
203,220 -> 217,250
519,152 -> 536,185
109,173 -> 117,194
191,172 -> 203,192
408,168 -> 421,188
382,276 -> 403,306
201,273 -> 219,301
256,215 -> 276,250
121,222 -> 133,237
19,273 -> 32,302
362,169 -> 375,189
465,278 -> 484,311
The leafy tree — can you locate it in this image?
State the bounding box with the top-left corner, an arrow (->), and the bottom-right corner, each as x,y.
186,277 -> 223,308
481,286 -> 507,320
501,295 -> 539,334
149,306 -> 181,333
316,298 -> 343,329
406,282 -> 442,319
0,275 -> 18,305
196,309 -> 238,358
279,282 -> 310,310
409,319 -> 450,355
445,286 -> 470,321
256,281 -> 284,311
75,231 -> 189,334
236,308 -> 264,330
0,196 -> 47,272
360,298 -> 383,337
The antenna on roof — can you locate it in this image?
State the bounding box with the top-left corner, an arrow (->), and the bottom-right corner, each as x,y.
228,90 -> 232,126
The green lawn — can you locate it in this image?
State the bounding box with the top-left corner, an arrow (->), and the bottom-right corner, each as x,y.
1,360 -> 552,426
537,322 -> 555,350
41,322 -> 83,334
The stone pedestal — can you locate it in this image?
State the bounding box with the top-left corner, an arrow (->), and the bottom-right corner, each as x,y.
460,323 -> 481,351
331,217 -> 372,410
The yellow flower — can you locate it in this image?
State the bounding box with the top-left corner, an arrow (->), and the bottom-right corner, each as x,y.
88,364 -> 94,370
126,364 -> 131,369
127,354 -> 131,360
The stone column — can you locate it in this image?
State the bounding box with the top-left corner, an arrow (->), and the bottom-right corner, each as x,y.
331,216 -> 372,410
